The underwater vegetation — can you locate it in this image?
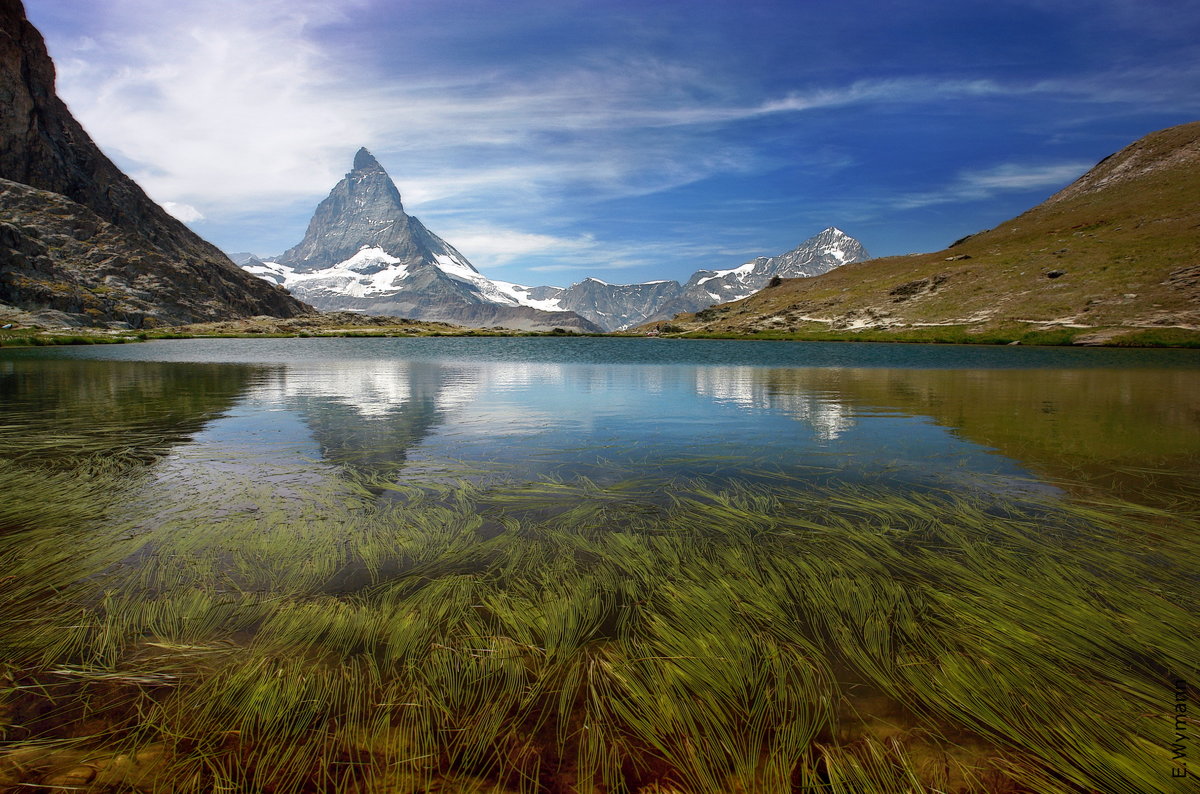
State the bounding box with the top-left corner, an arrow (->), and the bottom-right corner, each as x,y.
0,449 -> 1197,793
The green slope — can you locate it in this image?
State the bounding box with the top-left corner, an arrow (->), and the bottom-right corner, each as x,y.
651,121 -> 1200,345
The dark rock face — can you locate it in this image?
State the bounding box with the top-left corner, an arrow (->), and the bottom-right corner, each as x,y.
0,178 -> 307,325
275,148 -> 472,273
548,279 -> 684,331
0,0 -> 313,325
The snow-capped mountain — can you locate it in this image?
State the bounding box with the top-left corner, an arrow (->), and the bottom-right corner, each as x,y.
238,149 -> 867,332
504,228 -> 869,330
243,149 -> 601,332
685,227 -> 867,304
639,227 -> 869,326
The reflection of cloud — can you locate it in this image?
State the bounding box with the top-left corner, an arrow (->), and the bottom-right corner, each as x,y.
781,400 -> 855,443
693,367 -> 855,441
239,359 -> 860,457
253,361 -> 417,417
246,360 -> 575,420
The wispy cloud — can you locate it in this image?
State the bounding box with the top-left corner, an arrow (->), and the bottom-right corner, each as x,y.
892,161 -> 1092,210
43,0 -> 1091,220
435,226 -> 597,268
50,0 -> 373,209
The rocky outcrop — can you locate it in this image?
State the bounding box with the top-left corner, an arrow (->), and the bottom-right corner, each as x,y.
0,179 -> 306,326
0,0 -> 313,326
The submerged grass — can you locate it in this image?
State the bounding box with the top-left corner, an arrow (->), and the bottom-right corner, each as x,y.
0,455 -> 1197,792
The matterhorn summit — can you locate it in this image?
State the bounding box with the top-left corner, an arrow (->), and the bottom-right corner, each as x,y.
242,150 -> 602,332
273,148 -> 473,274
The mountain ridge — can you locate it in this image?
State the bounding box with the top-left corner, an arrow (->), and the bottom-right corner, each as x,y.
275,147 -> 474,275
241,150 -> 868,332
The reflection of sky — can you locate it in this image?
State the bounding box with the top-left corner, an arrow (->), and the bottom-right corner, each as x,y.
147,358 -> 1046,495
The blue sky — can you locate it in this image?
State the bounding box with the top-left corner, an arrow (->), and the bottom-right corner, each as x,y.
25,0 -> 1200,287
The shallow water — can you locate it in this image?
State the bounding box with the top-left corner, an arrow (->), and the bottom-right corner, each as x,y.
1,338 -> 1198,793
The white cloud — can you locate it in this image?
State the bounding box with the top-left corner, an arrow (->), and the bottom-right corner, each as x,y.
160,201 -> 204,222
49,0 -> 372,214
435,227 -> 597,267
962,163 -> 1092,191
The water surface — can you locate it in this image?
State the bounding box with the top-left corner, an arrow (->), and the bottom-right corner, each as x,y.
3,337 -> 1197,504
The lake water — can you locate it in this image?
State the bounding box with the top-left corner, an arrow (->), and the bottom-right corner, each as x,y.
3,337 -> 1198,506
2,337 -> 1198,793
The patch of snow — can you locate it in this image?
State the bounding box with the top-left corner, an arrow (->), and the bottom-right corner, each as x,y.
425,253 -> 525,306
342,246 -> 402,272
242,260 -> 295,285
699,260 -> 757,285
433,252 -> 480,281
491,280 -> 565,312
266,248 -> 416,299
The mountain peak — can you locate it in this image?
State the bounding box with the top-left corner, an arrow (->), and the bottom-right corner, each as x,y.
353,147 -> 382,172
274,148 -> 477,274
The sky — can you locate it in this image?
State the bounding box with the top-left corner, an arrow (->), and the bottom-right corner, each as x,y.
23,0 -> 1200,287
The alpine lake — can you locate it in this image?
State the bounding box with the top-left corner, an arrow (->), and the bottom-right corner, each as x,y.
0,336 -> 1197,793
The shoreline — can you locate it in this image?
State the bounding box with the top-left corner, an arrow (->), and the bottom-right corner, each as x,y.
3,313 -> 1200,349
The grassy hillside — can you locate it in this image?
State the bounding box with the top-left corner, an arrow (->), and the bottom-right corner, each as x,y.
642,121 -> 1200,345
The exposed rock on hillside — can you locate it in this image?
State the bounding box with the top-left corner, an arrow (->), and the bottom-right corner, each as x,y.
0,0 -> 313,326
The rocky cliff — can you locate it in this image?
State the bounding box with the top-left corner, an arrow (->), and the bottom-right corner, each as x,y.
0,0 -> 312,327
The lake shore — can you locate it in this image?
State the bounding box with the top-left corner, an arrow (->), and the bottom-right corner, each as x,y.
3,314 -> 1200,348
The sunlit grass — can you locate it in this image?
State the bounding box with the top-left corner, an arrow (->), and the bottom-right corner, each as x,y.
0,452 -> 1196,793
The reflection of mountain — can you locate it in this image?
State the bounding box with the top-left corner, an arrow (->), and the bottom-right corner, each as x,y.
725,366 -> 1200,505
254,361 -> 453,480
692,366 -> 856,441
0,359 -> 263,466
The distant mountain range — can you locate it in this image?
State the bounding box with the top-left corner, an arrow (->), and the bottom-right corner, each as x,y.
650,121 -> 1200,342
0,0 -> 311,328
239,151 -> 868,331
